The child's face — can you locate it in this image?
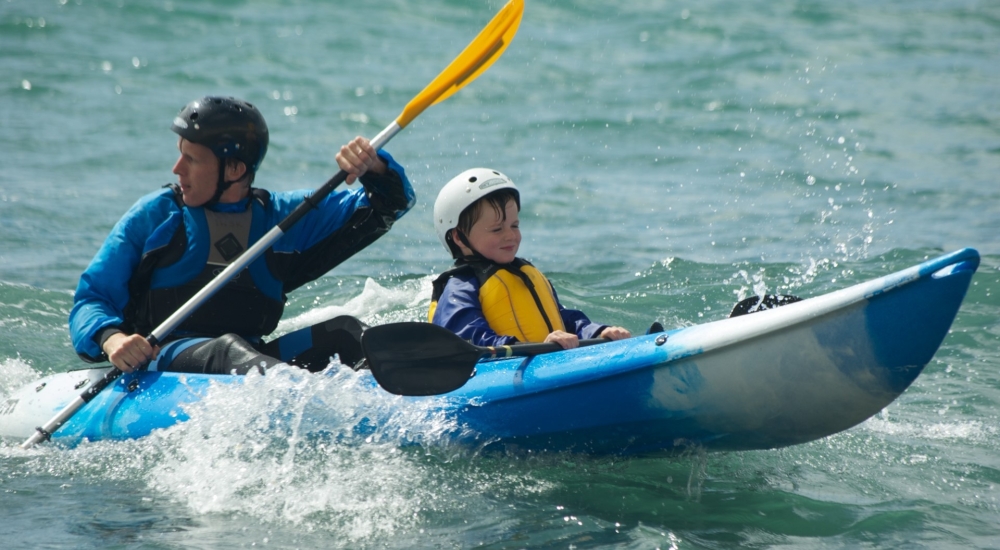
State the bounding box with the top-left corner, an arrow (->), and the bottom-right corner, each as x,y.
458,198 -> 520,264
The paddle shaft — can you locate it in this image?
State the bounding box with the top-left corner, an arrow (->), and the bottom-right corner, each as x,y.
19,367 -> 123,448
479,338 -> 608,360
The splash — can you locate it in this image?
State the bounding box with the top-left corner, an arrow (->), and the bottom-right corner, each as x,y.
1,362 -> 559,546
140,364 -> 469,540
863,416 -> 994,443
0,356 -> 40,399
277,276 -> 433,335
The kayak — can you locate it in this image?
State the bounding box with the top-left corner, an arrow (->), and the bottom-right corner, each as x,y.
1,248 -> 979,455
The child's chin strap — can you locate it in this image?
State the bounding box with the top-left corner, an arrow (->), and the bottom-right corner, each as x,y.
451,230 -> 491,263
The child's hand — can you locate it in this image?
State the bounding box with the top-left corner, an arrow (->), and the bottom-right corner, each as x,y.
599,326 -> 632,340
544,330 -> 580,349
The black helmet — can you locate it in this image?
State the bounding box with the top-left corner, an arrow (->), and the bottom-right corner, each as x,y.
171,96 -> 269,173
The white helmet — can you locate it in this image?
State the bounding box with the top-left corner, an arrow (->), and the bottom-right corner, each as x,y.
434,167 -> 519,255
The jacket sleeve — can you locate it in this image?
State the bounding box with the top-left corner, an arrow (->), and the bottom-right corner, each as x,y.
267,149 -> 416,291
69,191 -> 176,361
358,150 -> 415,220
430,274 -> 520,348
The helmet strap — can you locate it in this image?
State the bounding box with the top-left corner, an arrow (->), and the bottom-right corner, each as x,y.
454,230 -> 493,263
206,158 -> 246,207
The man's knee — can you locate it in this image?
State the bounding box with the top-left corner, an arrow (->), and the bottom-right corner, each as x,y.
168,334 -> 281,375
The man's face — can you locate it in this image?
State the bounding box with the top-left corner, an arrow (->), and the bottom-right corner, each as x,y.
172,138 -> 219,207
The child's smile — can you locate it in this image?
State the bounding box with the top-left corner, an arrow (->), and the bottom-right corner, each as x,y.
461,198 -> 520,264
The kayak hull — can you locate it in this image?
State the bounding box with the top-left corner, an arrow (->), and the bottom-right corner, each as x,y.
1,249 -> 979,455
450,249 -> 978,453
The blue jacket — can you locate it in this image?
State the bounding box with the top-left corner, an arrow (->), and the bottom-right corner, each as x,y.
70,151 -> 414,362
430,264 -> 607,348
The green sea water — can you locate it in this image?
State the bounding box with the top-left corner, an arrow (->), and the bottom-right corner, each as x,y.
2,0 -> 999,548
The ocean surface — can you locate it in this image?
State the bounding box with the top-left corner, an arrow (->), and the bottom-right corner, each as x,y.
2,0 -> 999,548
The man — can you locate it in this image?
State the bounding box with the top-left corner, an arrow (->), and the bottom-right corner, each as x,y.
69,96 -> 414,374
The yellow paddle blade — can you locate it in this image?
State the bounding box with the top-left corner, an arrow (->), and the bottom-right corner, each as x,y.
396,0 -> 524,128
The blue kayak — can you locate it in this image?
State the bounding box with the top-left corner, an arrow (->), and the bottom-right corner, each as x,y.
1,248 -> 979,455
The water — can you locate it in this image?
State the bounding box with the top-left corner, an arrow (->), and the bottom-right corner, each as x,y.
2,0 -> 999,547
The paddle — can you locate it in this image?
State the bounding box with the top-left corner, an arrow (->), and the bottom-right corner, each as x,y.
21,0 -> 525,450
362,322 -> 609,396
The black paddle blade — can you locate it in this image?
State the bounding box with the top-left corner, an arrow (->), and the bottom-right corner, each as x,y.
729,294 -> 803,317
361,322 -> 482,396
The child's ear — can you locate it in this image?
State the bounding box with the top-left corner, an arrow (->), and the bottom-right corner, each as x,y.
447,228 -> 470,257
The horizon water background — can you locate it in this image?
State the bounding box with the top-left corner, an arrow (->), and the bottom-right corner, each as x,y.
2,0 -> 999,548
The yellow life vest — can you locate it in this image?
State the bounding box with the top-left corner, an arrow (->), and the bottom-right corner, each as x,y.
429,259 -> 565,343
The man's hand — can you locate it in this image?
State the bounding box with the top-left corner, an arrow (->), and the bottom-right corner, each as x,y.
336,136 -> 386,184
103,332 -> 159,373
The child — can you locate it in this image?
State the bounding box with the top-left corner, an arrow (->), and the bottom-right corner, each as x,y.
428,168 -> 631,349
